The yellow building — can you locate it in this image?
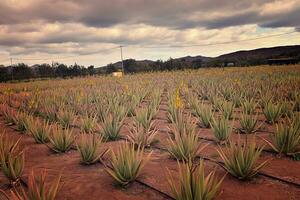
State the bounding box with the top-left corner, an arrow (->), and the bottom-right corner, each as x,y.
112,71 -> 123,77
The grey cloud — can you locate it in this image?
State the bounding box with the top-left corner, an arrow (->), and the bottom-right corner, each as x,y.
0,0 -> 299,50
0,0 -> 297,30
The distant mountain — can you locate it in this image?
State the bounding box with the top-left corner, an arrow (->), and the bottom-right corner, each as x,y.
99,45 -> 300,73
212,45 -> 300,66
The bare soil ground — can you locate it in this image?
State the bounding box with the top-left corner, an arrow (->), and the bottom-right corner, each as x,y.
0,91 -> 299,200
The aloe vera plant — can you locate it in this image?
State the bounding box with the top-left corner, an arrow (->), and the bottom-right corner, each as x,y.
49,126 -> 75,153
221,101 -> 235,120
0,104 -> 17,125
167,160 -> 225,200
77,133 -> 108,164
127,121 -> 158,148
217,137 -> 268,180
134,107 -> 155,130
210,116 -> 233,144
241,98 -> 257,115
106,143 -> 152,186
239,113 -> 259,134
6,169 -> 62,200
171,109 -> 195,137
211,96 -> 223,112
28,119 -> 51,144
0,136 -> 24,184
168,123 -> 207,161
57,108 -> 76,128
193,103 -> 213,128
263,102 -> 282,124
262,118 -> 300,156
0,134 -> 22,166
15,112 -> 33,132
101,115 -> 124,141
80,114 -> 97,133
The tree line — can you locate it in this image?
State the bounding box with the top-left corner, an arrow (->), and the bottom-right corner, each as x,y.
0,58 -> 204,82
0,63 -> 96,82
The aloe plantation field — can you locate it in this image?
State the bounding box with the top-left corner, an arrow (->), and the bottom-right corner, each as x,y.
0,65 -> 299,200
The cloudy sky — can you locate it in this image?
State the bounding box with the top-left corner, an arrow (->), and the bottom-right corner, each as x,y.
0,0 -> 300,66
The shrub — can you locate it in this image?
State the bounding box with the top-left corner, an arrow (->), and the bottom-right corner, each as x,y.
106,143 -> 152,186
77,134 -> 108,165
217,138 -> 268,180
49,126 -> 75,153
210,116 -> 233,144
263,102 -> 282,124
167,160 -> 225,200
127,122 -> 158,148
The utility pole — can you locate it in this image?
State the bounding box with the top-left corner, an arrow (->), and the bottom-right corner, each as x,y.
120,45 -> 124,74
10,57 -> 14,81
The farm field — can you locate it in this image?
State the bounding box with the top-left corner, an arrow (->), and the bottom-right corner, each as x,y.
0,65 -> 299,200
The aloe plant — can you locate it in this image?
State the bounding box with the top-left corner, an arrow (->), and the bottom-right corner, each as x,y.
217,137 -> 268,180
0,104 -> 17,125
57,108 -> 76,128
263,102 -> 282,124
210,116 -> 233,144
127,122 -> 158,148
134,107 -> 155,130
193,103 -> 213,128
239,114 -> 259,135
221,101 -> 234,120
211,96 -> 223,112
49,126 -> 75,153
0,137 -> 24,184
168,123 -> 207,161
101,115 -> 124,141
105,143 -> 152,186
241,98 -> 257,115
28,119 -> 51,144
80,114 -> 97,133
262,119 -> 300,156
8,169 -> 62,200
171,110 -> 195,136
167,160 -> 225,200
77,134 -> 108,164
15,112 -> 33,132
0,134 -> 22,166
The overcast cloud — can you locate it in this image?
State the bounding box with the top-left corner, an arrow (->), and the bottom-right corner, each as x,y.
0,0 -> 299,66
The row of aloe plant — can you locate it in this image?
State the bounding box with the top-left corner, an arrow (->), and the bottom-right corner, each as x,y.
0,133 -> 62,200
